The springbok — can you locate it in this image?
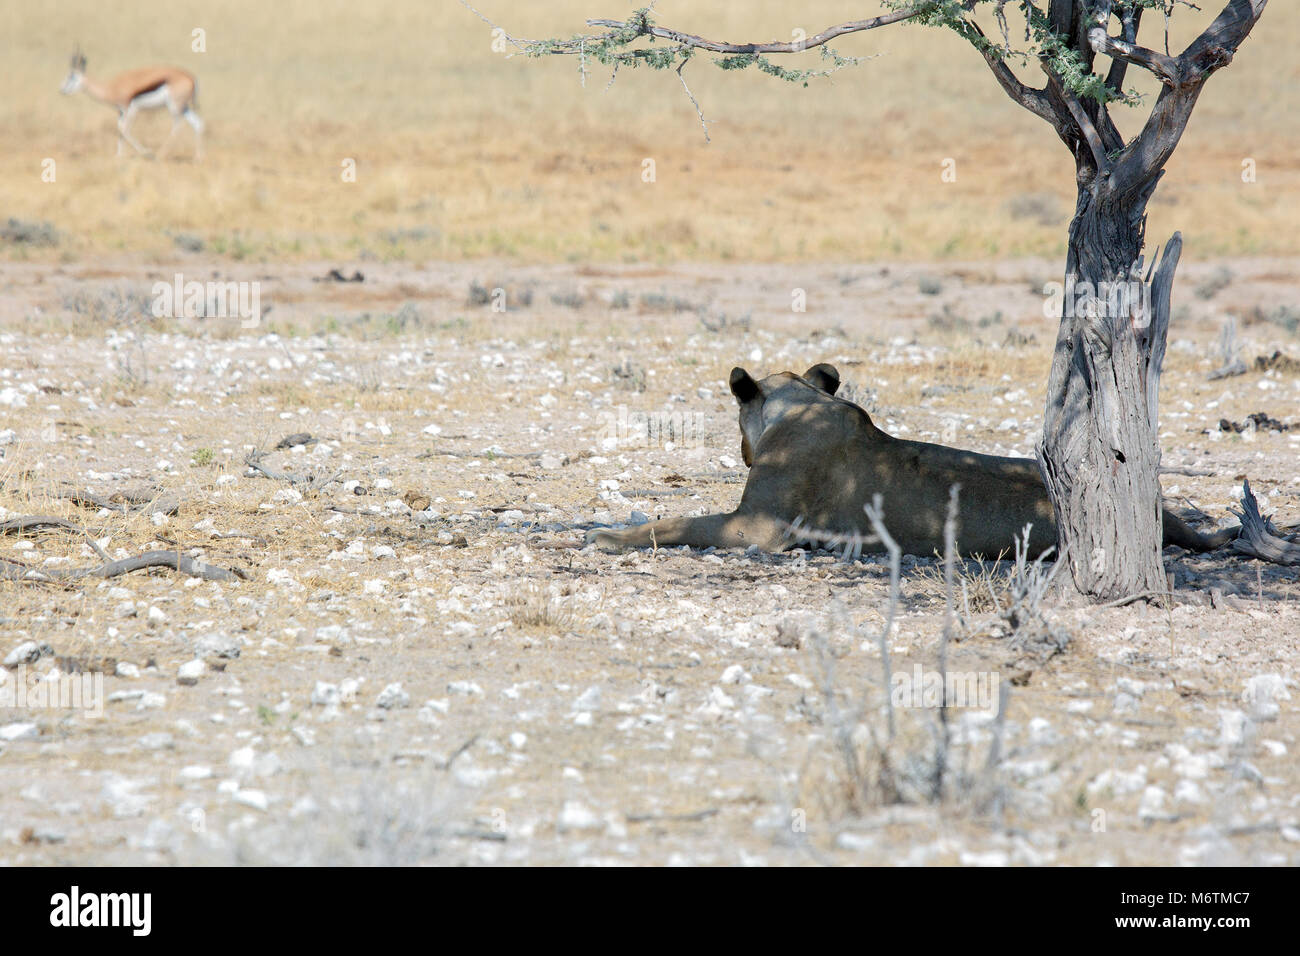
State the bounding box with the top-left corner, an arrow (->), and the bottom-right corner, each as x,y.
60,48 -> 203,160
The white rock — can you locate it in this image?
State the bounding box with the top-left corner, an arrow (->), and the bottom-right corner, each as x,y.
290,795 -> 320,819
1028,717 -> 1056,745
557,801 -> 603,833
1219,708 -> 1250,748
4,641 -> 44,668
572,686 -> 602,712
0,722 -> 38,741
177,659 -> 206,685
1173,780 -> 1205,805
233,789 -> 269,811
1137,786 -> 1167,821
195,633 -> 241,659
1087,766 -> 1147,797
1242,674 -> 1290,721
310,682 -> 340,707
959,850 -> 1009,867
178,765 -> 212,781
0,387 -> 28,408
448,681 -> 483,696
1114,691 -> 1142,714
1116,677 -> 1147,697
115,661 -> 140,679
720,664 -> 748,685
1173,751 -> 1211,780
705,686 -> 735,710
376,682 -> 410,709
101,775 -> 151,818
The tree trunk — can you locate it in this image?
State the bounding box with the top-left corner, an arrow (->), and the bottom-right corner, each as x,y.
1037,175 -> 1180,602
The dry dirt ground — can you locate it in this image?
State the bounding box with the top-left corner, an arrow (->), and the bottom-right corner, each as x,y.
0,256 -> 1297,865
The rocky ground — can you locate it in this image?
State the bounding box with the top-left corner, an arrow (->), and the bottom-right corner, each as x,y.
0,256 -> 1297,865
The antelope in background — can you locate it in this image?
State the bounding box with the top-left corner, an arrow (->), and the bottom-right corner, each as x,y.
60,48 -> 203,160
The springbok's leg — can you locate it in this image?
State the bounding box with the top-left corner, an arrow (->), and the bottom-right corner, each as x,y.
183,109 -> 204,160
157,113 -> 180,159
117,103 -> 151,156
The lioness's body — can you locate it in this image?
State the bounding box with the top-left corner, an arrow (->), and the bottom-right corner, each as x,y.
587,364 -> 1233,558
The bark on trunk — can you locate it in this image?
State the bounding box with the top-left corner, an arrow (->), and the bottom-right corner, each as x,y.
1037,178 -> 1181,601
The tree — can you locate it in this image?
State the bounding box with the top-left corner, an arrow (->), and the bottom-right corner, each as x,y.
474,0 -> 1269,601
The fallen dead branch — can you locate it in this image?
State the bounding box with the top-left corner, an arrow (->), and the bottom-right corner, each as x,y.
0,514 -> 110,561
0,547 -> 244,584
1,515 -> 97,536
53,485 -> 179,516
244,450 -> 342,491
417,448 -> 543,461
1232,479 -> 1300,566
625,808 -> 720,824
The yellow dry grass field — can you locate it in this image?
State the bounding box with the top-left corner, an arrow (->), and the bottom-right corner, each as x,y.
1,0 -> 1297,263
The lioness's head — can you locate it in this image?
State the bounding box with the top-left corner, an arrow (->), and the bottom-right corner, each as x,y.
728,363 -> 841,466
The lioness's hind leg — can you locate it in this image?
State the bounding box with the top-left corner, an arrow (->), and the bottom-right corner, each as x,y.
586,512 -> 786,552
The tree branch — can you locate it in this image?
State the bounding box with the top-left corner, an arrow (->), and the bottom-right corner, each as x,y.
1180,0 -> 1267,76
582,9 -> 925,55
1042,61 -> 1110,177
1088,24 -> 1182,87
968,20 -> 1061,125
1111,0 -> 1267,191
1103,5 -> 1143,94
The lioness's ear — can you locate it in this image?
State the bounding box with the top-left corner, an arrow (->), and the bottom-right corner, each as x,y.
804,363 -> 840,395
729,367 -> 759,404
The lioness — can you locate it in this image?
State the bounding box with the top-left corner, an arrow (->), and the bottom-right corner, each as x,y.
586,363 -> 1234,558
